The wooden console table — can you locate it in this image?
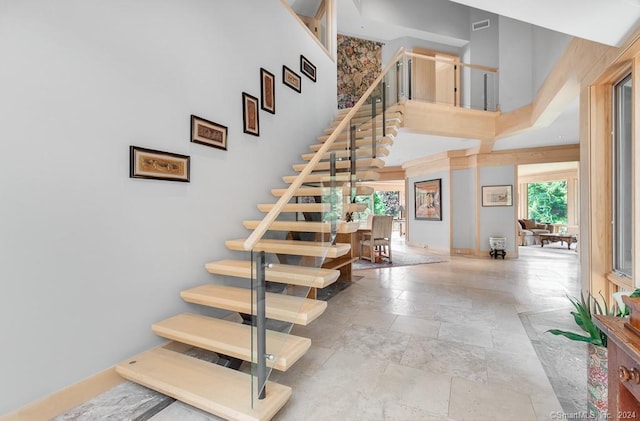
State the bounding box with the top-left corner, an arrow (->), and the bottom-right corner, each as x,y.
539,233 -> 578,249
594,315 -> 640,420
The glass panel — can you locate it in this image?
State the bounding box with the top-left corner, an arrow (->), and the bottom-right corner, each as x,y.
613,74 -> 633,277
408,53 -> 498,111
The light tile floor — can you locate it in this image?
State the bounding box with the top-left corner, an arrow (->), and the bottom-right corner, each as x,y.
150,238 -> 586,421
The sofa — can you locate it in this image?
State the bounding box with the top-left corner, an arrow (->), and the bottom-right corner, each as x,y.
517,219 -> 551,246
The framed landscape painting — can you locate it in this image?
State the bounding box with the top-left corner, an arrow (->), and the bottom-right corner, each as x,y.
482,185 -> 513,206
415,179 -> 441,220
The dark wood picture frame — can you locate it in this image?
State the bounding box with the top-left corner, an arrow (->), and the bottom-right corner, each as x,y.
242,92 -> 260,136
260,68 -> 276,114
190,114 -> 227,151
282,65 -> 302,93
129,146 -> 190,182
482,185 -> 513,207
415,179 -> 442,220
300,55 -> 316,82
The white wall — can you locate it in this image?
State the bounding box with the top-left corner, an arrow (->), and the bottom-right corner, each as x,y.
498,16 -> 533,112
532,27 -> 571,96
468,8 -> 499,110
451,169 -> 476,249
408,171 -> 450,249
478,165 -> 517,253
0,0 -> 337,413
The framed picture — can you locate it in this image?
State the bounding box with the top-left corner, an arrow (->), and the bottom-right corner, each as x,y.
190,114 -> 227,150
482,185 -> 513,207
260,68 -> 276,114
282,65 -> 302,93
415,179 -> 442,220
242,92 -> 260,136
129,146 -> 190,182
300,55 -> 316,82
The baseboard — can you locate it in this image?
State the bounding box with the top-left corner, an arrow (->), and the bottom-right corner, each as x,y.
0,341 -> 189,421
0,368 -> 124,421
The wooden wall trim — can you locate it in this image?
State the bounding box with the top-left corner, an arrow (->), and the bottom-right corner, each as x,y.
374,165 -> 405,181
402,100 -> 498,139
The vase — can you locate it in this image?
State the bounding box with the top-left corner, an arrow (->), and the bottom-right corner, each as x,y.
587,343 -> 608,420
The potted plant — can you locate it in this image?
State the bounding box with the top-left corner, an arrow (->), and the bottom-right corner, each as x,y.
548,291 -> 635,419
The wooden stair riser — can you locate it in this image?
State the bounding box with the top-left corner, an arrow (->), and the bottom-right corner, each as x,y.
225,238 -> 351,258
181,284 -> 327,325
152,313 -> 311,372
116,347 -> 291,421
205,259 -> 340,288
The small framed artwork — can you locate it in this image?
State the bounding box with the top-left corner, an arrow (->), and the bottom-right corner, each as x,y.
129,146 -> 190,182
242,92 -> 260,136
415,179 -> 442,220
190,114 -> 227,150
482,185 -> 513,207
260,68 -> 276,114
282,65 -> 302,93
300,55 -> 316,82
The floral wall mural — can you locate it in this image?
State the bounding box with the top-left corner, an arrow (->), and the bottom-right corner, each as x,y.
337,34 -> 383,109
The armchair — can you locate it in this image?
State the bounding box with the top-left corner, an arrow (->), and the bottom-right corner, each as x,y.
517,219 -> 551,246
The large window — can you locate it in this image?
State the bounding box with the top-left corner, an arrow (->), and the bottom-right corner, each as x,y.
613,73 -> 633,277
527,181 -> 568,224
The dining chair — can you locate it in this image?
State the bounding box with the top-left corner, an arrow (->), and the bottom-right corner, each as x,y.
359,215 -> 393,263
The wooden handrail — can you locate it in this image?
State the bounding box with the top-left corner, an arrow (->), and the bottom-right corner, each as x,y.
405,51 -> 498,73
242,47 -> 406,250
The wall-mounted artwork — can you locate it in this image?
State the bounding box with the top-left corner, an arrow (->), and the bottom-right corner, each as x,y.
482,185 -> 513,207
283,65 -> 302,93
129,146 -> 190,182
300,55 -> 316,82
242,92 -> 260,136
415,179 -> 441,220
190,114 -> 227,150
260,68 -> 276,114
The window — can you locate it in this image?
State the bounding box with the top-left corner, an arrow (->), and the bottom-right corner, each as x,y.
613,73 -> 633,277
527,181 -> 568,224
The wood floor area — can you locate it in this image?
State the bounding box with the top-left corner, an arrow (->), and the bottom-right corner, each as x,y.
144,237 -> 584,421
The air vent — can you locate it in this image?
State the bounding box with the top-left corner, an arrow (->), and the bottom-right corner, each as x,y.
472,19 -> 490,31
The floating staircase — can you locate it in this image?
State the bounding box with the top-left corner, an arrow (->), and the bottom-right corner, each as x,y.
116,55 -> 404,421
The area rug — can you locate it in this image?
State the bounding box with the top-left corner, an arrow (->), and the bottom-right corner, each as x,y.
352,251 -> 445,270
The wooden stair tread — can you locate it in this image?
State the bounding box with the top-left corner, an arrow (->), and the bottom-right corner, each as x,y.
226,238 -> 350,258
318,125 -> 398,141
271,186 -> 374,197
116,347 -> 290,421
310,137 -> 394,151
152,313 -> 311,372
243,220 -> 360,234
257,203 -> 330,212
181,284 -> 327,325
292,158 -> 385,172
282,171 -> 380,184
206,259 -> 340,288
301,147 -> 390,160
322,256 -> 359,271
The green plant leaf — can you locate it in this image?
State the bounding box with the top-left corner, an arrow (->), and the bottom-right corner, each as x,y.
546,329 -> 601,345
